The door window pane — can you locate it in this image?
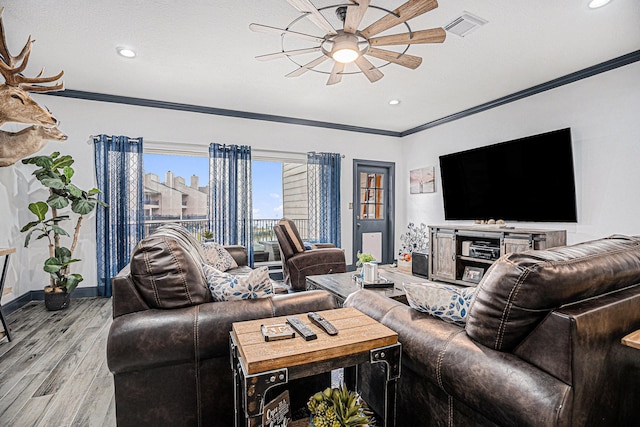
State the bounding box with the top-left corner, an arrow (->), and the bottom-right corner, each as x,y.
360,172 -> 384,219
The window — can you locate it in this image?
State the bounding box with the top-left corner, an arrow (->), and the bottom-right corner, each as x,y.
142,152 -> 209,237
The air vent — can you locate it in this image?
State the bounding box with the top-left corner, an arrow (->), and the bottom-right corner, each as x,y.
445,12 -> 487,37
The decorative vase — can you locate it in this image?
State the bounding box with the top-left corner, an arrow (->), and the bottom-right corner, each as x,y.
44,288 -> 70,311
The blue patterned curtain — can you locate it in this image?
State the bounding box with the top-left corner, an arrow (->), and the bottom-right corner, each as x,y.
307,152 -> 341,246
208,143 -> 253,265
94,135 -> 144,297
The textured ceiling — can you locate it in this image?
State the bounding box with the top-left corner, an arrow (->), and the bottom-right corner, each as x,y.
3,0 -> 640,133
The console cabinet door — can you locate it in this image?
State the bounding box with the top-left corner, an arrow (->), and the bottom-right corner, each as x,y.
431,232 -> 456,280
503,237 -> 533,254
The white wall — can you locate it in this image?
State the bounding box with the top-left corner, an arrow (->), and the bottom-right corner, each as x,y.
0,97 -> 402,303
400,61 -> 640,245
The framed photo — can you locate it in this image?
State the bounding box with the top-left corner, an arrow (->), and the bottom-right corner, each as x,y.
410,166 -> 435,194
462,266 -> 484,284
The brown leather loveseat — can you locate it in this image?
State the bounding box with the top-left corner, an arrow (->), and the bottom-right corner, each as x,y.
107,224 -> 337,426
345,234 -> 640,426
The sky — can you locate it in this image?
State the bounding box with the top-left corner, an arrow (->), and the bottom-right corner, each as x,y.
143,153 -> 283,219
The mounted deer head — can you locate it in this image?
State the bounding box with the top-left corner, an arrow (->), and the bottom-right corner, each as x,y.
0,125 -> 67,167
0,7 -> 67,167
0,6 -> 64,128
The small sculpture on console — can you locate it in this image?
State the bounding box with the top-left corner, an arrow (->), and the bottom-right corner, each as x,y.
0,7 -> 66,167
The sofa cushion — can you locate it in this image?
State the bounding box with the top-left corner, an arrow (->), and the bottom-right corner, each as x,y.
129,229 -> 212,309
201,241 -> 238,271
404,282 -> 476,325
203,264 -> 274,301
466,234 -> 640,351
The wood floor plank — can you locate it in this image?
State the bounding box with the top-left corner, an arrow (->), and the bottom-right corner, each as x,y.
0,372 -> 48,423
0,297 -> 115,427
71,375 -> 117,427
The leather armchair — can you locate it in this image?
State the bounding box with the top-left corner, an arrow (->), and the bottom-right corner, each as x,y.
107,224 -> 338,426
274,218 -> 347,291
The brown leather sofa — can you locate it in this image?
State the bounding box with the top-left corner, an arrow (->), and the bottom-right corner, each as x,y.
345,234 -> 640,426
107,224 -> 337,427
274,218 -> 347,290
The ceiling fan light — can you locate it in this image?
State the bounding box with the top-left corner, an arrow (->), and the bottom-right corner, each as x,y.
588,0 -> 611,8
333,48 -> 359,63
331,33 -> 359,64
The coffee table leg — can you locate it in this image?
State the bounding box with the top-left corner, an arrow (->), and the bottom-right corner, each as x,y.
370,343 -> 402,427
0,253 -> 11,342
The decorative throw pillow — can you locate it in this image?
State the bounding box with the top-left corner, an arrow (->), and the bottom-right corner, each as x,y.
403,282 -> 477,325
203,264 -> 273,302
201,242 -> 238,272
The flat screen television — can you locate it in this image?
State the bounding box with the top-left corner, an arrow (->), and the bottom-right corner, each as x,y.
439,128 -> 577,222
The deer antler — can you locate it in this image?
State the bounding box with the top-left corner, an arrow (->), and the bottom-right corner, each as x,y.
0,7 -> 64,92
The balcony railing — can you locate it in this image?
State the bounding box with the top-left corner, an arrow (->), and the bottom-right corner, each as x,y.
143,218 -> 309,245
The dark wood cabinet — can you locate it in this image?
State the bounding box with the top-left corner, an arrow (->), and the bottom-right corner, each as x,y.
428,225 -> 566,286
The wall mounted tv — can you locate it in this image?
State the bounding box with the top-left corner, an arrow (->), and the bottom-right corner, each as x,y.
439,128 -> 577,222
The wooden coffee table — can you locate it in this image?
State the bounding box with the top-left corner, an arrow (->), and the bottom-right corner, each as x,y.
230,307 -> 402,427
306,266 -> 422,306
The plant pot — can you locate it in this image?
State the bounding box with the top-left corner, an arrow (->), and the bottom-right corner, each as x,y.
44,287 -> 70,311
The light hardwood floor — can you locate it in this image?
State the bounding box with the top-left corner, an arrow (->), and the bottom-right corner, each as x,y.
0,297 -> 116,427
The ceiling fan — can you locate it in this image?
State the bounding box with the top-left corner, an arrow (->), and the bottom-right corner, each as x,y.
250,0 -> 446,85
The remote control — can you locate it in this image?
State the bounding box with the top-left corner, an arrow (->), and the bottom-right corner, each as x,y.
307,312 -> 338,336
286,316 -> 317,341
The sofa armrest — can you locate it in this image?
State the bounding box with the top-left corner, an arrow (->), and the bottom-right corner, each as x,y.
107,290 -> 336,374
287,248 -> 347,290
311,243 -> 336,249
224,245 -> 248,267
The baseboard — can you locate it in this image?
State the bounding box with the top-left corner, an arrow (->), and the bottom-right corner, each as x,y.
2,286 -> 100,315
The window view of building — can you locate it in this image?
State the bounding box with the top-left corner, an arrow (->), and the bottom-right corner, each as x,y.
142,153 -> 310,265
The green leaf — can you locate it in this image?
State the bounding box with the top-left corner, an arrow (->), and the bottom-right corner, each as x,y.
88,188 -> 102,195
46,215 -> 70,223
23,229 -> 35,247
40,176 -> 65,189
47,193 -> 70,209
66,183 -> 83,198
51,151 -> 60,158
62,165 -> 74,181
64,274 -> 83,293
71,199 -> 96,215
29,202 -> 49,221
22,155 -> 53,169
20,220 -> 41,233
50,225 -> 70,237
55,247 -> 72,261
97,200 -> 109,208
44,257 -> 63,273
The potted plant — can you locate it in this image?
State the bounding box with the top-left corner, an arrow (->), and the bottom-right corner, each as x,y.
20,152 -> 107,310
307,384 -> 373,427
355,252 -> 375,267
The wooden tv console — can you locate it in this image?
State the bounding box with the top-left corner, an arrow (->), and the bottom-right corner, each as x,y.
428,225 -> 566,286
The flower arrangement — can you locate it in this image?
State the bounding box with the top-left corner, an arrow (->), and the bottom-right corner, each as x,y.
307,384 -> 374,427
398,222 -> 429,258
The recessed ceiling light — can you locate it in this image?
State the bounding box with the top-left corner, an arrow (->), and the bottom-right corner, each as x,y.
588,0 -> 611,8
116,47 -> 136,58
389,99 -> 400,106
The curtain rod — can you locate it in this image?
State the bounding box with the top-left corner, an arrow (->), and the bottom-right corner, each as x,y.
87,135 -> 143,144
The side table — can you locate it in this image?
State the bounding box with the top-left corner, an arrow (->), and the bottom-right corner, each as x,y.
230,307 -> 401,427
0,247 -> 16,342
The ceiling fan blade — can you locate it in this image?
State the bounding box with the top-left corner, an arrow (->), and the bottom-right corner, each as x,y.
366,47 -> 422,69
327,61 -> 345,85
360,0 -> 439,39
369,28 -> 446,46
256,47 -> 322,61
286,55 -> 330,77
249,23 -> 326,44
287,0 -> 337,35
354,56 -> 384,83
344,0 -> 370,34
